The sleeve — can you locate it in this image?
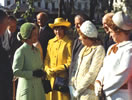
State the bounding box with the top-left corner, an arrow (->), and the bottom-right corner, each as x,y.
12,49 -> 33,79
77,46 -> 105,93
103,48 -> 132,96
96,44 -> 114,84
44,41 -> 51,72
51,41 -> 72,73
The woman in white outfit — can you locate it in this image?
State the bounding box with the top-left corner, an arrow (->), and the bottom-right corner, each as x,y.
69,20 -> 105,100
95,11 -> 132,100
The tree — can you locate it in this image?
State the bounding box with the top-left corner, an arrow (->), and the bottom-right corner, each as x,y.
13,0 -> 35,22
58,0 -> 74,19
89,0 -> 97,20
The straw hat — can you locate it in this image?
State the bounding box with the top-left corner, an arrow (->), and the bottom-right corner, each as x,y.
48,17 -> 71,29
80,20 -> 98,38
112,11 -> 132,31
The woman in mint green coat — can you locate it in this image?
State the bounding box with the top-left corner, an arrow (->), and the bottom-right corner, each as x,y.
12,23 -> 45,100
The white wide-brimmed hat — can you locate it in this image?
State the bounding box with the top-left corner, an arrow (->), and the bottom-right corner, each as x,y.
112,11 -> 132,31
80,20 -> 98,38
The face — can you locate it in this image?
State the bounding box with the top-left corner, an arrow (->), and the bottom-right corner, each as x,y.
29,27 -> 38,43
8,20 -> 17,33
53,26 -> 65,39
102,18 -> 110,34
0,16 -> 8,36
74,17 -> 83,33
109,28 -> 119,43
36,14 -> 46,27
79,31 -> 93,46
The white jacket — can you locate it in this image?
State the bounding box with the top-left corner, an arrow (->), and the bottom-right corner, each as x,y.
96,41 -> 132,97
73,45 -> 105,100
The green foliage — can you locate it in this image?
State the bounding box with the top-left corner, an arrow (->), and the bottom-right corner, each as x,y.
13,1 -> 20,15
21,0 -> 35,22
13,0 -> 35,22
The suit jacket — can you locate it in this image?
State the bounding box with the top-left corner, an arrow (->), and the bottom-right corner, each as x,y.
97,41 -> 132,98
73,45 -> 105,100
0,29 -> 22,64
0,43 -> 11,81
69,38 -> 84,84
38,25 -> 55,59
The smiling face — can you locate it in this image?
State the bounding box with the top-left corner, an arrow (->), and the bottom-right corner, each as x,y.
36,13 -> 47,27
53,26 -> 65,39
74,16 -> 84,33
8,19 -> 17,33
102,19 -> 109,34
102,13 -> 114,34
0,16 -> 8,35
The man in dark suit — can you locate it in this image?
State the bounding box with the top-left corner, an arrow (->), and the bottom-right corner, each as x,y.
102,13 -> 115,52
36,12 -> 55,60
69,13 -> 87,86
0,15 -> 22,100
0,9 -> 11,100
1,15 -> 22,64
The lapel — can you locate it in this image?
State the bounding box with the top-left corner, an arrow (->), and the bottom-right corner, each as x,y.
74,46 -> 97,79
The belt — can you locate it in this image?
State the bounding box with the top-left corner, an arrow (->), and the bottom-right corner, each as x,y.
120,83 -> 128,89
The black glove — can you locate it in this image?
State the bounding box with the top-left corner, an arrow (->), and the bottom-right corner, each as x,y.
33,69 -> 45,77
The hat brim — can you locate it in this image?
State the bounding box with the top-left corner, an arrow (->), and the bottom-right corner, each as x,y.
49,22 -> 71,29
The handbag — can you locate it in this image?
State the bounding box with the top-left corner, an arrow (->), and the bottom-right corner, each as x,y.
53,65 -> 69,93
42,75 -> 52,93
98,88 -> 106,100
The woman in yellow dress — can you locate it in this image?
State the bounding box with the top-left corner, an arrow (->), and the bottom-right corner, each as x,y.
44,17 -> 72,100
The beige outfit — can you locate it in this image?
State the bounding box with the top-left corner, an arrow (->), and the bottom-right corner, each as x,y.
73,45 -> 105,100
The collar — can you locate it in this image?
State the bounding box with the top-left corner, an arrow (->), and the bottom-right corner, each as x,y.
52,35 -> 68,42
7,29 -> 11,34
80,45 -> 97,57
40,26 -> 46,30
108,41 -> 132,55
23,42 -> 32,49
23,42 -> 37,50
117,41 -> 132,48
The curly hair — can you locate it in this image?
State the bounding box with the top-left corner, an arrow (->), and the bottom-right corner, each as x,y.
108,19 -> 130,35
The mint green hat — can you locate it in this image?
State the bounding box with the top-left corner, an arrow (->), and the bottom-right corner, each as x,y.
19,22 -> 35,40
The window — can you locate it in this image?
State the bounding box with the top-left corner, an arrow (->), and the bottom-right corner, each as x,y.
7,1 -> 10,6
38,2 -> 40,7
23,1 -> 26,4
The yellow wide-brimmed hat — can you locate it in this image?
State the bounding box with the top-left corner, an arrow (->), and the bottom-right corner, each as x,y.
49,17 -> 71,29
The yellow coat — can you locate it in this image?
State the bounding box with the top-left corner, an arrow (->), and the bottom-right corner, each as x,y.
44,35 -> 72,100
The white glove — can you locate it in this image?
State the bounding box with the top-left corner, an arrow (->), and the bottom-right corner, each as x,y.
94,80 -> 103,96
73,90 -> 79,98
69,86 -> 75,96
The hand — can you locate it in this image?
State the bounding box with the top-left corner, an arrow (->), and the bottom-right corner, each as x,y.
33,69 -> 45,77
94,80 -> 103,96
73,90 -> 79,98
46,68 -> 55,77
